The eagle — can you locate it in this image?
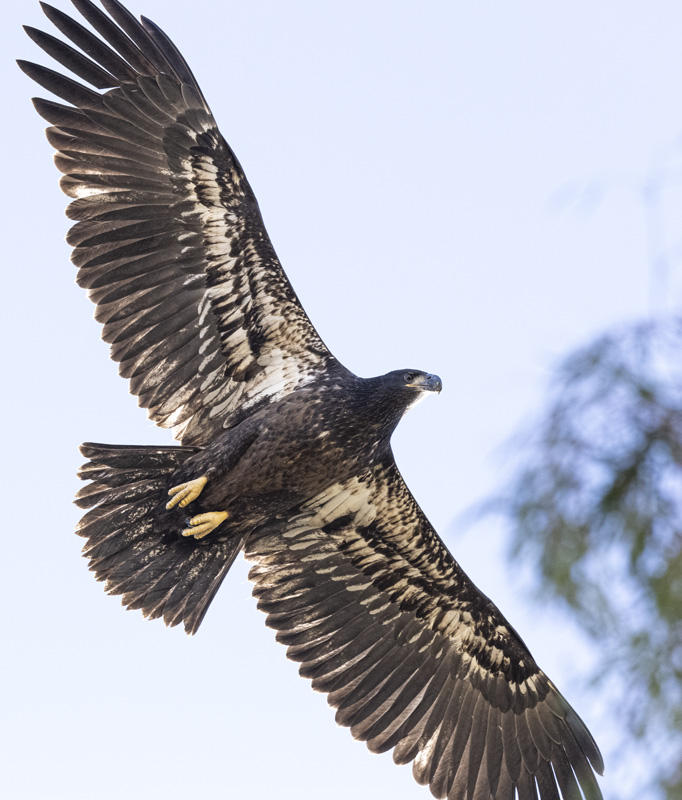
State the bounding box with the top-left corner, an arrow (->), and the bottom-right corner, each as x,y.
20,2 -> 603,799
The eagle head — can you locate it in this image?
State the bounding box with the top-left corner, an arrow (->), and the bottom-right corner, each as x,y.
382,369 -> 442,406
358,369 -> 442,435
400,370 -> 443,393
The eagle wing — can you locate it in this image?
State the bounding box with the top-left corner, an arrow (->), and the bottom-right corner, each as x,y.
247,458 -> 604,800
19,0 -> 343,446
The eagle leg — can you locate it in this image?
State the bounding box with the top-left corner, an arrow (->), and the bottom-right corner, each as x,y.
182,511 -> 229,540
166,475 -> 208,509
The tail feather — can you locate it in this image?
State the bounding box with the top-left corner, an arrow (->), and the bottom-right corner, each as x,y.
76,442 -> 244,634
76,476 -> 168,505
80,497 -> 161,564
79,442 -> 194,468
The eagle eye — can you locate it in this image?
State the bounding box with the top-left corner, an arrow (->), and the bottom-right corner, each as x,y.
404,371 -> 418,384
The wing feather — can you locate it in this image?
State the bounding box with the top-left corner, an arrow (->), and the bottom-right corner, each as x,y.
246,459 -> 604,800
485,705 -> 504,796
496,760 -> 517,800
21,0 -> 345,446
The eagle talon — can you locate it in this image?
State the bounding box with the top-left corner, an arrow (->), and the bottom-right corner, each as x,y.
166,475 -> 208,510
181,510 -> 229,539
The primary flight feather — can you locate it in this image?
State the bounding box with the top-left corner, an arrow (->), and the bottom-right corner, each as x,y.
20,2 -> 604,798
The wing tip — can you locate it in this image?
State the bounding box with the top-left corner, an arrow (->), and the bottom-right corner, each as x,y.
16,58 -> 35,76
569,710 -> 605,776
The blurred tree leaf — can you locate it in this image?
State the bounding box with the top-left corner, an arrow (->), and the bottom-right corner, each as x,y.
490,318 -> 682,799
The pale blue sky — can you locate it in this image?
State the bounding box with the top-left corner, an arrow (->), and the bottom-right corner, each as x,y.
3,1 -> 681,798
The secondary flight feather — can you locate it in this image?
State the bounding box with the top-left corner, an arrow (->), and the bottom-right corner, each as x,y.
20,3 -> 604,799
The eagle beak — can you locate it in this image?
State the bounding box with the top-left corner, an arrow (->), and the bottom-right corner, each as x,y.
408,373 -> 442,393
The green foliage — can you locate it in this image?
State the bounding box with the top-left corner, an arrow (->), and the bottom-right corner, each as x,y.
495,318 -> 682,799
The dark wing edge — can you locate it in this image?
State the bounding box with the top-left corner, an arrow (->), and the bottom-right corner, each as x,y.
19,0 -> 343,446
245,460 -> 604,800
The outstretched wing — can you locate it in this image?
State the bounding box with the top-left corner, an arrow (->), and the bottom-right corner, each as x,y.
20,0 -> 345,446
246,458 -> 604,800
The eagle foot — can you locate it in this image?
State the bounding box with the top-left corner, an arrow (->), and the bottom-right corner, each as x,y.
181,511 -> 229,539
166,475 -> 208,510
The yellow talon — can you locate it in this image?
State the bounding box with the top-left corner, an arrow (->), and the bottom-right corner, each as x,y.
181,510 -> 229,539
166,475 -> 208,510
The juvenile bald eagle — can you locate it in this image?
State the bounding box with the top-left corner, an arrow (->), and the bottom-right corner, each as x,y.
20,3 -> 603,798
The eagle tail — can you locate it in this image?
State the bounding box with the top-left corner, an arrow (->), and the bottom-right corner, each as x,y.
75,442 -> 244,634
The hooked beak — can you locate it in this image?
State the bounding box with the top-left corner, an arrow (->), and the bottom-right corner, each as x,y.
407,373 -> 443,393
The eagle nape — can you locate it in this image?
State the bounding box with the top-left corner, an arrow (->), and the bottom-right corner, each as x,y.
21,2 -> 604,799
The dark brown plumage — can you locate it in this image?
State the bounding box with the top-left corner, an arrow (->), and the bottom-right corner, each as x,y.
20,3 -> 604,798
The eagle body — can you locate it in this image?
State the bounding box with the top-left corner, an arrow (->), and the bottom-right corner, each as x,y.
20,3 -> 604,799
163,371 -> 432,537
175,372 -> 425,525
